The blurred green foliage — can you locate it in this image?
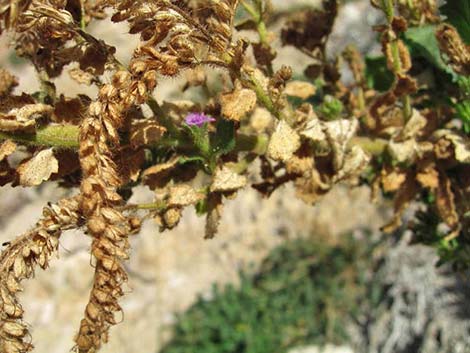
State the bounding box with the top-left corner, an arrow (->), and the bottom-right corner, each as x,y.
160,234 -> 378,353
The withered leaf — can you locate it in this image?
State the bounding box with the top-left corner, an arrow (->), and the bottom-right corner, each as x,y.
130,120 -> 166,147
17,148 -> 59,186
142,156 -> 180,189
333,145 -> 370,182
0,140 -> 16,161
436,174 -> 459,228
0,69 -> 18,97
0,104 -> 53,132
205,193 -> 223,239
168,184 -> 204,207
416,162 -> 439,189
210,166 -> 247,193
381,166 -> 406,192
284,81 -> 316,99
435,130 -> 470,163
267,120 -> 301,162
382,176 -> 418,233
220,87 -> 257,121
324,119 -> 358,171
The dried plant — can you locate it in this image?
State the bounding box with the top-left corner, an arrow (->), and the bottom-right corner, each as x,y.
0,0 -> 469,351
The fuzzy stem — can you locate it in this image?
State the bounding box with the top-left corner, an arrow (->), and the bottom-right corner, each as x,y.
0,125 -> 80,149
0,126 -> 386,156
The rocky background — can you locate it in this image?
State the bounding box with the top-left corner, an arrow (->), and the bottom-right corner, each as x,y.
1,1 -> 469,353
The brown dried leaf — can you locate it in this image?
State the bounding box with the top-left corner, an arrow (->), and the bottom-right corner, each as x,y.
285,81 -> 316,99
333,145 -> 370,182
324,119 -> 358,171
416,162 -> 439,189
0,69 -> 18,97
381,166 -> 406,192
130,120 -> 166,147
168,184 -> 204,207
434,130 -> 470,163
436,174 -> 459,228
250,108 -> 273,133
267,120 -> 301,162
220,87 -> 257,121
17,148 -> 59,186
0,140 -> 16,161
382,176 -> 418,233
210,166 -> 247,193
205,193 -> 223,239
68,68 -> 95,86
142,156 -> 180,189
0,103 -> 53,132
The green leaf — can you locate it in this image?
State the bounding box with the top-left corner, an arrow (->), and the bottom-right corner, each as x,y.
440,0 -> 470,44
365,56 -> 394,91
211,119 -> 236,157
403,25 -> 452,74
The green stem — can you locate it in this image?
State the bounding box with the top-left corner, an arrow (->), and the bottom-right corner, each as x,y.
0,125 -> 80,149
0,125 -> 270,154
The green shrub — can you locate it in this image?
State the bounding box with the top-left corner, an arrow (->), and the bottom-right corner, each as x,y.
160,235 -> 377,353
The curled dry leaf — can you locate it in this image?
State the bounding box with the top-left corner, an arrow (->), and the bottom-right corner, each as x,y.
400,109 -> 427,140
333,145 -> 370,182
0,140 -> 17,161
250,107 -> 273,133
434,130 -> 470,163
205,193 -> 223,239
168,184 -> 205,207
17,148 -> 59,186
210,165 -> 247,193
142,156 -> 180,189
324,119 -> 358,171
416,161 -> 439,189
220,86 -> 257,121
382,176 -> 418,233
130,120 -> 166,147
436,173 -> 459,229
0,69 -> 18,97
284,80 -> 316,99
381,166 -> 407,192
0,104 -> 53,132
267,120 -> 301,162
68,67 -> 96,86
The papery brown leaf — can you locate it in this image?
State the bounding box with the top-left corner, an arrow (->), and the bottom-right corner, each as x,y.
400,109 -> 427,140
0,140 -> 17,161
142,156 -> 180,189
68,68 -> 96,86
250,107 -> 273,133
434,130 -> 470,163
267,120 -> 301,162
53,95 -> 90,124
0,104 -> 53,132
205,193 -> 223,239
118,147 -> 145,183
130,120 -> 166,148
168,184 -> 204,207
382,175 -> 418,233
17,148 -> 59,186
0,69 -> 18,97
333,145 -> 370,182
210,166 -> 247,193
284,81 -> 316,99
436,173 -> 459,229
323,119 -> 358,171
381,166 -> 406,192
416,161 -> 439,189
220,86 -> 257,122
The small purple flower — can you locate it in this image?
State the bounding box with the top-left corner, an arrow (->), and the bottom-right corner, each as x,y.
185,112 -> 215,127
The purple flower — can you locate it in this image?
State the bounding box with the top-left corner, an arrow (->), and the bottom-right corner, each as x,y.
185,112 -> 215,127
